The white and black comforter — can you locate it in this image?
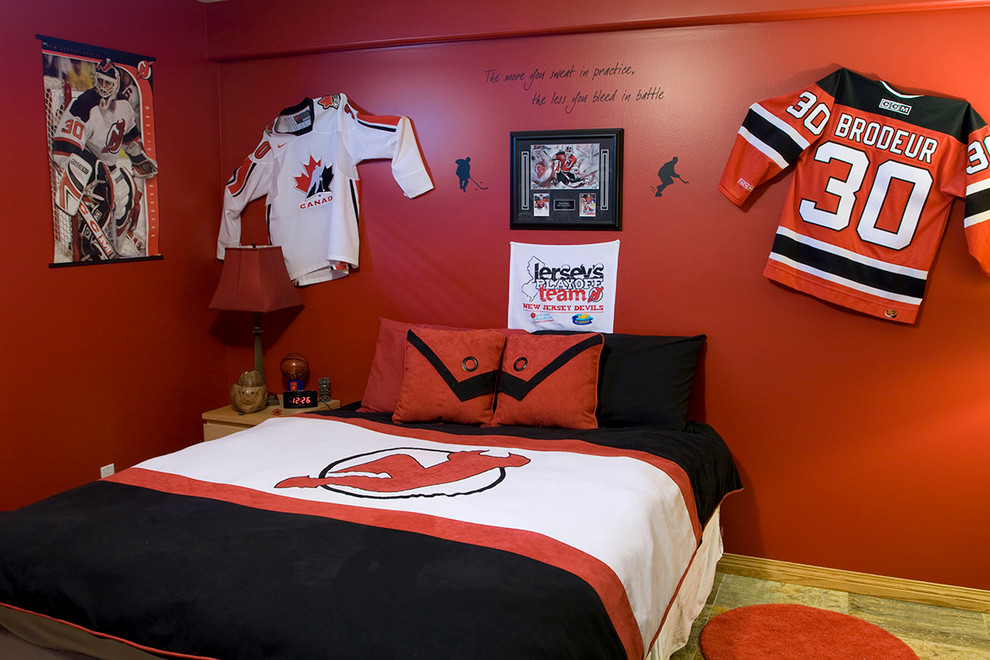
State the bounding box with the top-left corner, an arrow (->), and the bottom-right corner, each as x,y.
0,409 -> 740,660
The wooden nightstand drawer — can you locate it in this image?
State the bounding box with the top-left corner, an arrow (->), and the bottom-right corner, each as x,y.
203,421 -> 249,442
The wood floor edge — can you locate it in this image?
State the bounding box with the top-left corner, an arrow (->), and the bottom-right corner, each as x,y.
717,553 -> 990,613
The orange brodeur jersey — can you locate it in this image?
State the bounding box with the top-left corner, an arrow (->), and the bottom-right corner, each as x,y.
719,68 -> 990,323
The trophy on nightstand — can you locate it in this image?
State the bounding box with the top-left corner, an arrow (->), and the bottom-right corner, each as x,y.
280,352 -> 318,408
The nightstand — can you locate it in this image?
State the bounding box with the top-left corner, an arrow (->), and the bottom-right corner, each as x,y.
201,395 -> 341,441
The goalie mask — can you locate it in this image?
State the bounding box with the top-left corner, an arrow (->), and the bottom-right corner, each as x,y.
94,59 -> 120,101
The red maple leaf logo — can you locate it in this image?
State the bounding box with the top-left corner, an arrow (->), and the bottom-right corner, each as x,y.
294,156 -> 322,193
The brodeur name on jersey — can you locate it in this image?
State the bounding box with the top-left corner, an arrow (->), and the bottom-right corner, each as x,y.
218,94 -> 433,286
719,67 -> 990,323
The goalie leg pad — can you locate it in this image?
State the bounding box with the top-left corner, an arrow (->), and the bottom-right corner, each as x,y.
77,202 -> 117,259
110,165 -> 136,228
56,154 -> 94,216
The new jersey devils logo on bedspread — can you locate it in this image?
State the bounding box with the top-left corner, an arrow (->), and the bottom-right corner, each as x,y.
275,447 -> 530,499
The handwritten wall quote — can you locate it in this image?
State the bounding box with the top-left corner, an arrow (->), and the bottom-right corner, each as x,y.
484,62 -> 663,114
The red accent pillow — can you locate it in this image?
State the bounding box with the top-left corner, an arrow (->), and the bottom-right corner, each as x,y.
392,328 -> 506,425
492,333 -> 604,429
359,318 -> 461,413
359,318 -> 523,413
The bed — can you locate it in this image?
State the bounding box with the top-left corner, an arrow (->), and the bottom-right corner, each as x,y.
0,322 -> 741,659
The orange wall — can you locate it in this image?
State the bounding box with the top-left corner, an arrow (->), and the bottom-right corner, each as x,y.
209,1 -> 990,591
1,2 -> 226,509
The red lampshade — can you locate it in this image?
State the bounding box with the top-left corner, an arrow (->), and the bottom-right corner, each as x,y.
208,246 -> 303,313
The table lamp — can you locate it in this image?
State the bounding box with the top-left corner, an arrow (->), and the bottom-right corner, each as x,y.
208,245 -> 303,386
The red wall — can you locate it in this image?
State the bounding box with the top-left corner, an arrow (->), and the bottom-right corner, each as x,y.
2,0 -> 985,596
209,1 -> 990,591
1,2 -> 226,509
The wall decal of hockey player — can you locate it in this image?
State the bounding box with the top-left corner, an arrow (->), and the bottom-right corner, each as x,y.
455,156 -> 487,191
455,156 -> 471,191
50,58 -> 157,261
653,156 -> 688,197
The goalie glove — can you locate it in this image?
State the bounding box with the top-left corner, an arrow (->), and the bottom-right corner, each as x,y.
130,152 -> 158,179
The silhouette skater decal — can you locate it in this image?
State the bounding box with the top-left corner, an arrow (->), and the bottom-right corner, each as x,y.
455,156 -> 487,191
653,157 -> 688,197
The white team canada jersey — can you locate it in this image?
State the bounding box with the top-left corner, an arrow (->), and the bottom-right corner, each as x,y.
219,94 -> 433,285
719,68 -> 990,323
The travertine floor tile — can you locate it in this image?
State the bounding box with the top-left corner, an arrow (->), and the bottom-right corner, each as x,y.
900,638 -> 990,659
666,572 -> 990,660
849,592 -> 990,652
713,573 -> 850,611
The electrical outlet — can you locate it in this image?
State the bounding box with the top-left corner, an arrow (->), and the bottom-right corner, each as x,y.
100,463 -> 115,478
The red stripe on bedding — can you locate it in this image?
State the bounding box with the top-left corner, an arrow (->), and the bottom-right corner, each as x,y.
300,414 -> 703,540
110,467 -> 644,660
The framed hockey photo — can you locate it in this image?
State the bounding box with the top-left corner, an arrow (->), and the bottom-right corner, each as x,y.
39,35 -> 161,267
510,128 -> 622,230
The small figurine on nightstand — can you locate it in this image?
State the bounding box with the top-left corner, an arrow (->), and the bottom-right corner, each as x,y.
230,370 -> 268,413
280,352 -> 318,408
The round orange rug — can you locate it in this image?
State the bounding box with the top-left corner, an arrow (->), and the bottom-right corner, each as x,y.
699,603 -> 918,659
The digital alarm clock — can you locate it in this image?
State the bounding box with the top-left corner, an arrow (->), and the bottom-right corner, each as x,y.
282,390 -> 318,408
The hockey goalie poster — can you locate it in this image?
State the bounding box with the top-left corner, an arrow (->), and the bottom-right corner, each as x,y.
40,35 -> 161,266
507,241 -> 619,333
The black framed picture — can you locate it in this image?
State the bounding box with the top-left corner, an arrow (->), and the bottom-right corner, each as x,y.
510,128 -> 622,230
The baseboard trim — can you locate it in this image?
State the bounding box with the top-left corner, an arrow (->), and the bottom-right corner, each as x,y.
717,553 -> 990,613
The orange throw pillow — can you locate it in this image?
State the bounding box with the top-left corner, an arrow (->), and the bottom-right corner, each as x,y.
492,333 -> 603,429
392,328 -> 506,425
